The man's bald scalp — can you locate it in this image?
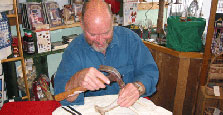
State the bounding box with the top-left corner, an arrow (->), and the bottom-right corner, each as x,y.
81,0 -> 113,23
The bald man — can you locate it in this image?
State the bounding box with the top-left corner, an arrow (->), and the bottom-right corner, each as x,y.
54,0 -> 159,107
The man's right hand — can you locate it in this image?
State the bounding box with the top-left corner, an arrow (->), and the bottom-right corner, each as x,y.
75,67 -> 110,91
65,67 -> 110,102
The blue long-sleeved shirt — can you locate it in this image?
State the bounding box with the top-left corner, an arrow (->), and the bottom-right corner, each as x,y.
54,26 -> 159,106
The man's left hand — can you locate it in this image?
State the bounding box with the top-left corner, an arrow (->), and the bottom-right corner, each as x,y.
117,83 -> 139,107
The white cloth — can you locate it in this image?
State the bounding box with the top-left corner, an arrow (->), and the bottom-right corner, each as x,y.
0,46 -> 11,60
53,95 -> 172,115
0,0 -> 13,12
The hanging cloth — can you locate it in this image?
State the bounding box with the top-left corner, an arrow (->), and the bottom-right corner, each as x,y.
104,0 -> 121,14
0,12 -> 12,60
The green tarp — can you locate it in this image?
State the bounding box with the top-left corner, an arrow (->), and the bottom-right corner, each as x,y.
166,16 -> 206,52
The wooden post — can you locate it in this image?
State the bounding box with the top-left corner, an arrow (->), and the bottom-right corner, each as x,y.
173,58 -> 190,115
200,0 -> 218,86
156,0 -> 165,34
14,0 -> 30,101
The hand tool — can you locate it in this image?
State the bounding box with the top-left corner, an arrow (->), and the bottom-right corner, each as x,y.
54,65 -> 124,101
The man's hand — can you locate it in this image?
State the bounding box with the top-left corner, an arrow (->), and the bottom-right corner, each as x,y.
117,83 -> 140,107
65,67 -> 110,102
76,67 -> 110,90
117,82 -> 145,107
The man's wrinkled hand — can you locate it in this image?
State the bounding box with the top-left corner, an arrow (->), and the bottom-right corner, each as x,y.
76,67 -> 110,91
117,83 -> 140,107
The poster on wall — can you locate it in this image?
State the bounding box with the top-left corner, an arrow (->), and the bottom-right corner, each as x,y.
123,2 -> 138,26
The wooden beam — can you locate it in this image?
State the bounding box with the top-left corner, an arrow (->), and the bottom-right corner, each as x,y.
8,14 -> 22,26
200,0 -> 218,86
137,2 -> 168,10
156,0 -> 165,34
1,57 -> 22,63
173,58 -> 190,115
143,41 -> 204,59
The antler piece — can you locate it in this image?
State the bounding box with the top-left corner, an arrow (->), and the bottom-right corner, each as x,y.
95,99 -> 119,115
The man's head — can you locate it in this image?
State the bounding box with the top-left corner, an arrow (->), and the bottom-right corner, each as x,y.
81,0 -> 113,54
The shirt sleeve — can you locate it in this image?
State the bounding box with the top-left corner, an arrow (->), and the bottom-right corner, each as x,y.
54,46 -> 84,105
130,32 -> 159,97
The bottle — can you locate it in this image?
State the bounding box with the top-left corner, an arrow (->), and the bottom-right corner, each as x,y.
23,29 -> 28,53
27,31 -> 35,54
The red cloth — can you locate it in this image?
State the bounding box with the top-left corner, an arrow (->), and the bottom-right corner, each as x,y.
0,100 -> 61,115
144,97 -> 150,100
104,0 -> 120,14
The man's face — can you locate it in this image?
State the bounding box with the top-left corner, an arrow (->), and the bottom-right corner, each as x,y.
84,25 -> 113,53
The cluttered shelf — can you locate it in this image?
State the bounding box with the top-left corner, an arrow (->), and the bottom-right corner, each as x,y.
143,41 -> 204,59
200,86 -> 223,100
23,49 -> 65,59
49,22 -> 81,31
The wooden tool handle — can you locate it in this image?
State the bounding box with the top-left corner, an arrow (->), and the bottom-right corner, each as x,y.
54,73 -> 107,101
54,87 -> 87,101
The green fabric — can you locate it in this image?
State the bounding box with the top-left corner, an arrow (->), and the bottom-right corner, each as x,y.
166,16 -> 206,52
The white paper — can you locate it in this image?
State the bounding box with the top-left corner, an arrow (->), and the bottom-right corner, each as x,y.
213,108 -> 221,115
214,86 -> 220,96
9,99 -> 14,102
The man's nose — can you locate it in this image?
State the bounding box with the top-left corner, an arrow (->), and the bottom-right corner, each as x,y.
95,35 -> 104,42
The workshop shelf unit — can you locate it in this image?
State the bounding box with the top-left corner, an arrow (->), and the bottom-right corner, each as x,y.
1,0 -> 30,101
0,0 -> 82,103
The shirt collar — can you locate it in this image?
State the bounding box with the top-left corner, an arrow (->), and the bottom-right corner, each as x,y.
109,28 -> 119,48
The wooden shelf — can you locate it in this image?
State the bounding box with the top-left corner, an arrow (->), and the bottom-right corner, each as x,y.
1,57 -> 23,63
201,86 -> 223,100
196,86 -> 223,114
50,22 -> 81,31
137,2 -> 168,10
7,14 -> 22,26
24,49 -> 65,59
7,14 -> 16,18
143,41 -> 204,59
22,96 -> 29,100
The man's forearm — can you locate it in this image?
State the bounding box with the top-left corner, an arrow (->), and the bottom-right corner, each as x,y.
65,73 -> 80,102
